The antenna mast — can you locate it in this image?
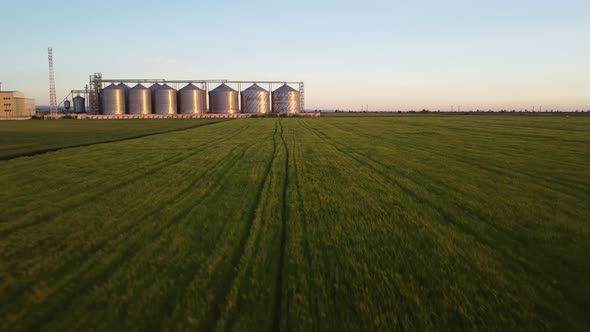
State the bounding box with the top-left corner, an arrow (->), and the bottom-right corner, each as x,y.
48,47 -> 57,116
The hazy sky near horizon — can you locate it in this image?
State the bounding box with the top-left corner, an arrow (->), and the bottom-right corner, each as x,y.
1,0 -> 589,110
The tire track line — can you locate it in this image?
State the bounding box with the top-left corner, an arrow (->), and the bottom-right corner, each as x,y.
0,124 -> 250,259
153,145 -> 267,331
305,121 -> 584,281
0,121 -> 241,226
333,121 -> 589,198
297,120 -> 354,326
294,119 -> 321,332
0,120 -> 229,161
0,140 -> 249,317
272,118 -> 289,332
12,138 -> 253,332
207,120 -> 280,332
0,123 -> 249,237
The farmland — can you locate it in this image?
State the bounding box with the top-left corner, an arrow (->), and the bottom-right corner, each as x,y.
0,119 -> 226,159
0,116 -> 589,331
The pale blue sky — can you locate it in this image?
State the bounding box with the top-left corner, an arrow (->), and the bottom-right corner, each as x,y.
1,0 -> 589,110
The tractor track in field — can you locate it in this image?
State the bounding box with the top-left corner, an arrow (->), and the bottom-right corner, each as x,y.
301,121 -> 584,287
326,121 -> 589,230
11,138 -> 255,332
149,143 -> 260,331
0,130 -> 243,260
0,138 -> 250,320
273,118 -> 289,332
207,119 -> 291,332
297,120 -> 353,325
0,122 -> 248,238
332,121 -> 589,198
0,124 -> 252,330
302,120 -> 487,224
207,120 -> 280,332
294,119 -> 321,332
0,120 -> 229,161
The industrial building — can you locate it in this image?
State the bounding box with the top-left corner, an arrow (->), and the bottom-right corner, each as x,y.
0,91 -> 36,118
63,74 -> 306,116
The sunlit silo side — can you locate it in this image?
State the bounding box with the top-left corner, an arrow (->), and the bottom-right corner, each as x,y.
73,95 -> 85,113
101,83 -> 126,115
241,84 -> 270,113
128,84 -> 152,115
209,83 -> 239,114
150,83 -> 161,113
118,83 -> 131,113
178,83 -> 206,114
272,84 -> 300,114
154,84 -> 177,114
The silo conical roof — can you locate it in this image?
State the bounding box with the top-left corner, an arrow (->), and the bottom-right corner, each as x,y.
211,83 -> 236,92
159,83 -> 175,90
244,83 -> 268,92
103,83 -> 122,90
179,83 -> 204,92
273,84 -> 297,93
131,83 -> 147,90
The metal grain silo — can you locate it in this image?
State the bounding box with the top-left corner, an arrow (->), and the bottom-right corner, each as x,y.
101,83 -> 126,115
118,83 -> 131,113
272,84 -> 300,114
178,83 -> 206,114
154,84 -> 177,114
241,84 -> 270,113
150,83 -> 161,112
73,95 -> 85,113
209,84 -> 239,114
128,84 -> 152,115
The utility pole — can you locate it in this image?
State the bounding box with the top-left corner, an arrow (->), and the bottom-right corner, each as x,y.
48,47 -> 57,116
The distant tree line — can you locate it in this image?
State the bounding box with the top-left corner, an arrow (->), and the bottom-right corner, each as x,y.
327,109 -> 589,114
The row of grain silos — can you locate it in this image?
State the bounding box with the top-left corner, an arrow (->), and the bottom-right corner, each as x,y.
101,83 -> 300,115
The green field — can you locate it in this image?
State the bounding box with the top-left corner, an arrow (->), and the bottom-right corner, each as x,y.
1,116 -> 589,331
0,119 -> 226,159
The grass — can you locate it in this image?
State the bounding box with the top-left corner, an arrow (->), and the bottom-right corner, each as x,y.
0,116 -> 588,331
0,119 -> 226,159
